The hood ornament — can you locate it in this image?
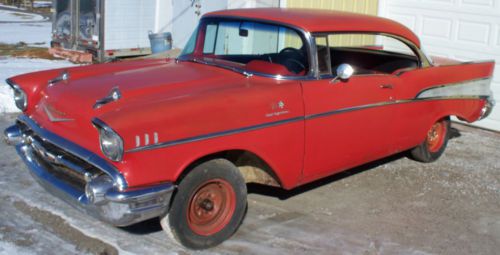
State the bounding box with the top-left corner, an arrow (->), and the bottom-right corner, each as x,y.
94,87 -> 122,109
48,70 -> 70,86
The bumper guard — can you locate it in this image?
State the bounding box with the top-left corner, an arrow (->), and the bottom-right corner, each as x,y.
4,116 -> 175,226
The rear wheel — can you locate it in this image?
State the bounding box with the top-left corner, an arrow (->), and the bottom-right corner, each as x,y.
410,118 -> 450,162
162,159 -> 247,249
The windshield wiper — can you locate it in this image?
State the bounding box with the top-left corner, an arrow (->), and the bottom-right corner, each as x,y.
181,57 -> 253,78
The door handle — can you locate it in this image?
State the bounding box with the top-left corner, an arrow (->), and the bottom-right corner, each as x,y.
380,84 -> 393,89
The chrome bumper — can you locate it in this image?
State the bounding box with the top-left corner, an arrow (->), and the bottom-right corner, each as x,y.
4,116 -> 175,226
480,96 -> 496,120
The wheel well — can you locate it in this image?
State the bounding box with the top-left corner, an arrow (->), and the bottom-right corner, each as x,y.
177,150 -> 281,187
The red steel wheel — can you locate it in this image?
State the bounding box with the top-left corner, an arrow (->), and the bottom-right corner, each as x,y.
426,120 -> 447,153
187,179 -> 236,236
163,159 -> 247,249
410,118 -> 450,163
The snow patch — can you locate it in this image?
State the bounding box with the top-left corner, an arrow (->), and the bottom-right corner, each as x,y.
0,57 -> 75,113
33,1 -> 52,8
0,22 -> 51,46
0,9 -> 45,22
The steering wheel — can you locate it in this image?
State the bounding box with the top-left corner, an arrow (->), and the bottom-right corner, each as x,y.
283,59 -> 305,74
277,47 -> 306,74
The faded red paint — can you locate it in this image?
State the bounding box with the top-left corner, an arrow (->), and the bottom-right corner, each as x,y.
206,8 -> 422,47
8,9 -> 494,190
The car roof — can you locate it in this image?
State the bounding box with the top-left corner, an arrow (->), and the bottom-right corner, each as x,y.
204,8 -> 421,48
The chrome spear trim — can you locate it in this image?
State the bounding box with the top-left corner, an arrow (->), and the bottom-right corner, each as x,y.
93,86 -> 122,109
48,70 -> 70,86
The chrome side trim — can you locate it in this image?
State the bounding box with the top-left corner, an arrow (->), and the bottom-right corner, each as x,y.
416,77 -> 493,99
433,59 -> 496,68
127,78 -> 492,153
17,115 -> 128,190
127,94 -> 489,153
126,116 -> 304,153
305,96 -> 488,121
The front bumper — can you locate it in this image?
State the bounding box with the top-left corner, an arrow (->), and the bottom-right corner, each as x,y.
4,115 -> 175,226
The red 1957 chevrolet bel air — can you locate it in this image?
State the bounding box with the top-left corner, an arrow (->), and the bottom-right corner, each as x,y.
3,8 -> 495,249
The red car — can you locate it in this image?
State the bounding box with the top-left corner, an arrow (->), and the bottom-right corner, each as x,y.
3,8 -> 495,249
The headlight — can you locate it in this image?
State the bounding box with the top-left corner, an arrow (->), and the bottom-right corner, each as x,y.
92,118 -> 123,162
6,79 -> 27,111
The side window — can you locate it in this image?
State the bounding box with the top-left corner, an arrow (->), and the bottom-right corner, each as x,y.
180,26 -> 198,56
315,33 -> 419,76
315,36 -> 332,75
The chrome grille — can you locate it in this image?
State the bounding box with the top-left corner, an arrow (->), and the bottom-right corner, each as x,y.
17,121 -> 103,191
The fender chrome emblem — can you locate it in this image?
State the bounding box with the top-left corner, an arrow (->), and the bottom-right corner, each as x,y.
266,100 -> 289,118
44,104 -> 73,122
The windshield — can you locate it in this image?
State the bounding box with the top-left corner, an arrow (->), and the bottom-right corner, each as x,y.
179,19 -> 308,77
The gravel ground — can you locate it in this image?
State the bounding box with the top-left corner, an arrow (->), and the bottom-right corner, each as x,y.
0,113 -> 499,255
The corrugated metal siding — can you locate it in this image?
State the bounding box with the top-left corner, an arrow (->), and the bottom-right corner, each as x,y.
286,0 -> 379,16
285,0 -> 379,46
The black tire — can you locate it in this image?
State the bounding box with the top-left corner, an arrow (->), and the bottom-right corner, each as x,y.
410,118 -> 450,163
163,159 -> 247,249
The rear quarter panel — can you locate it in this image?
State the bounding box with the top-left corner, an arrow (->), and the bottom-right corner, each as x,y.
394,61 -> 494,150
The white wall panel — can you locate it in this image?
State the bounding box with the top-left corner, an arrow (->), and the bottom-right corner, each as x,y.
380,0 -> 500,131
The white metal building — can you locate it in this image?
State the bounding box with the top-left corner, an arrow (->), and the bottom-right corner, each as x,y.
278,0 -> 499,131
378,0 -> 500,131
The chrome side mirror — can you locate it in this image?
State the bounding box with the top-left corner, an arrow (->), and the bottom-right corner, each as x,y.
330,64 -> 354,83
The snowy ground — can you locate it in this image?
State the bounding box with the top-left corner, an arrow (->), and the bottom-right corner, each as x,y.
0,114 -> 499,255
0,22 -> 52,46
0,9 -> 46,22
0,57 -> 75,113
0,7 -> 72,113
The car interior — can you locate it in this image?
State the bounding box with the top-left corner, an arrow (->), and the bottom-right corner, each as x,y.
215,46 -> 309,76
212,45 -> 419,77
329,47 -> 419,76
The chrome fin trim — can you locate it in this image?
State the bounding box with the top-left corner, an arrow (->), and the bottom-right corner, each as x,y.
416,78 -> 493,99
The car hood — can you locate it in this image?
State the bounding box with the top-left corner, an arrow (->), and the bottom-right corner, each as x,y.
29,59 -> 244,154
37,60 -> 242,121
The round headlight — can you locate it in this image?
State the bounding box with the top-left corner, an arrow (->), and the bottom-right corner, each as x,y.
13,87 -> 27,111
7,80 -> 27,111
93,119 -> 123,162
99,127 -> 123,162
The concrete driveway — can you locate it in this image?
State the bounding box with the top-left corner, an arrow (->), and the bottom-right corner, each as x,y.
0,113 -> 498,255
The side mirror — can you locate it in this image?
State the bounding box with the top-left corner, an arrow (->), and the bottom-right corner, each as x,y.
330,64 -> 354,83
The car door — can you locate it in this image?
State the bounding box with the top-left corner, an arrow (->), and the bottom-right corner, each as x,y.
300,34 -> 413,183
301,75 -> 399,182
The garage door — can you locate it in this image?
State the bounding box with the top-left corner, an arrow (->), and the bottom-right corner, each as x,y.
379,0 -> 500,131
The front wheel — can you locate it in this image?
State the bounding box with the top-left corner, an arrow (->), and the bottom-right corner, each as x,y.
410,118 -> 450,163
162,159 -> 247,249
